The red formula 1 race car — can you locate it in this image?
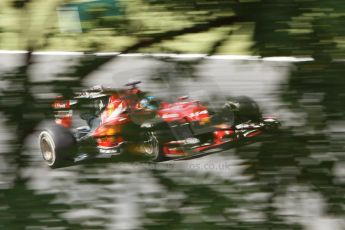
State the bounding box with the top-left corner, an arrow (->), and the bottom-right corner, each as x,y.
38,81 -> 280,168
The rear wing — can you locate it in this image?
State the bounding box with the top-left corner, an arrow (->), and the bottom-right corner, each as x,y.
52,96 -> 76,128
51,86 -> 122,128
74,85 -> 122,99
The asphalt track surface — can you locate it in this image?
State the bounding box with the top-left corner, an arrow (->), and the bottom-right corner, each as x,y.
0,53 -> 343,230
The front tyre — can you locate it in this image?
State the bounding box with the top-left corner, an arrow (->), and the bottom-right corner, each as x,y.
263,118 -> 281,132
38,124 -> 76,168
222,96 -> 262,125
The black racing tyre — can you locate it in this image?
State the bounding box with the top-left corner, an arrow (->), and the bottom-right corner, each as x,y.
142,131 -> 166,162
38,123 -> 76,168
263,118 -> 281,132
222,96 -> 262,125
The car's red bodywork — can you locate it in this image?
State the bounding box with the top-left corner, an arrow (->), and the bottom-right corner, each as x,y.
52,86 -> 276,160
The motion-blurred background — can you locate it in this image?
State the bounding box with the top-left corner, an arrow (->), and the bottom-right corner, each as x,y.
0,0 -> 345,229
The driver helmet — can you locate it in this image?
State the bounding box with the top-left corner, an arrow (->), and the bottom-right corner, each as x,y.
139,96 -> 159,110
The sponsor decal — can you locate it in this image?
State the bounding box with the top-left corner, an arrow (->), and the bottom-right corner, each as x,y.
188,110 -> 208,118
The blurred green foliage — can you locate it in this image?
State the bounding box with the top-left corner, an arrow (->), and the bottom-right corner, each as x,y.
0,0 -> 344,229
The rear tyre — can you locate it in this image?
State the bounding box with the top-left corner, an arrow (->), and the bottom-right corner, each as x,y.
38,124 -> 76,168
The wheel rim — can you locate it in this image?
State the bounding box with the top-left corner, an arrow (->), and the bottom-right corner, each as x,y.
39,133 -> 55,166
143,140 -> 154,155
143,132 -> 159,159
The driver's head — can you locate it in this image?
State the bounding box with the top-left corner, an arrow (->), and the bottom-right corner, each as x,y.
139,96 -> 159,110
